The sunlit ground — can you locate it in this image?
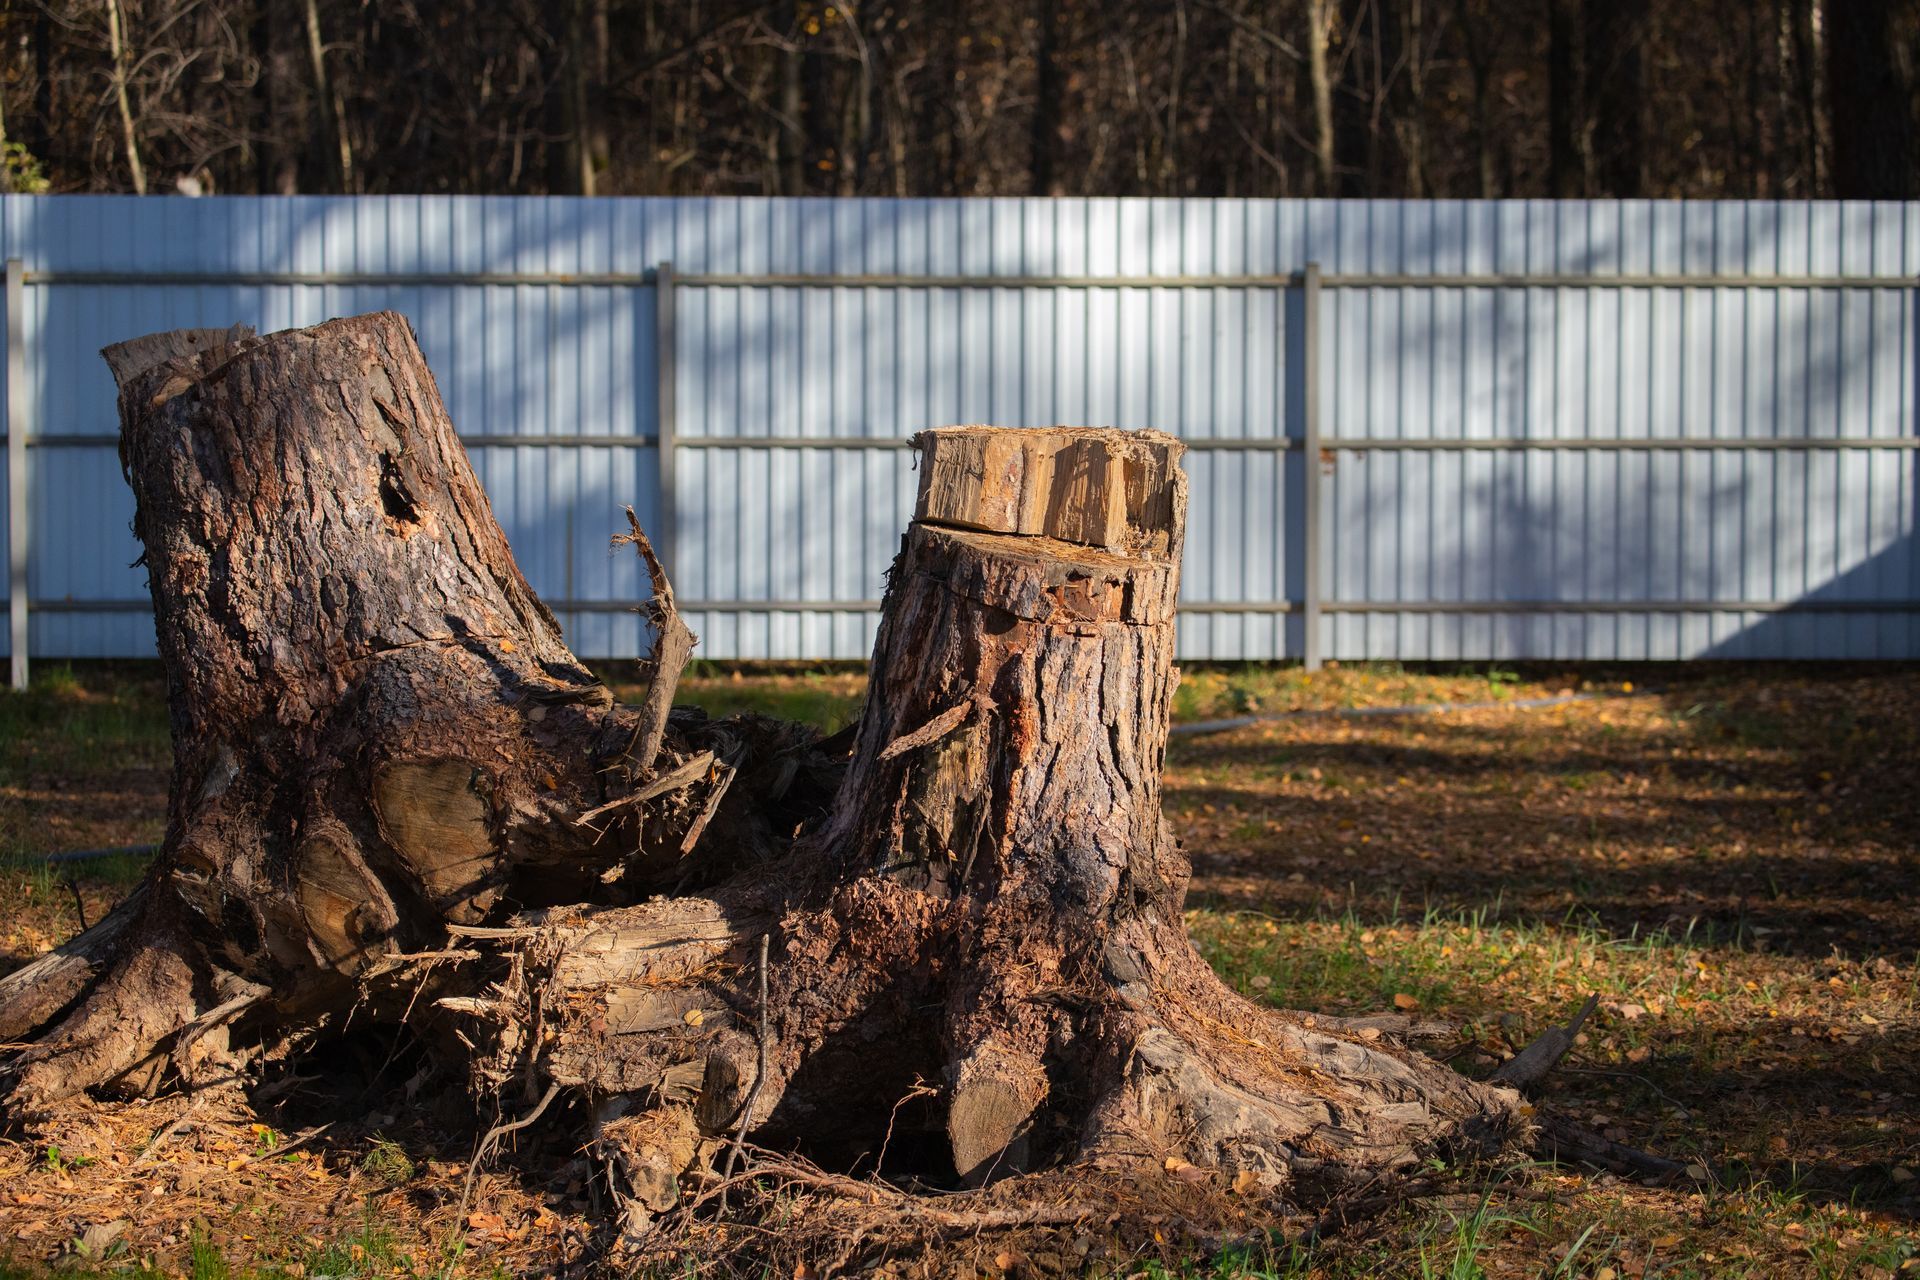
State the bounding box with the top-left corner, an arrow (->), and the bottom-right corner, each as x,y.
0,662 -> 1913,1277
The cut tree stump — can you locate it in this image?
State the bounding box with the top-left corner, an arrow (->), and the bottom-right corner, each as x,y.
0,313 -> 1525,1245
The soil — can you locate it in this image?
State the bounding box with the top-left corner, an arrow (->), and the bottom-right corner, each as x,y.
0,663 -> 1913,1278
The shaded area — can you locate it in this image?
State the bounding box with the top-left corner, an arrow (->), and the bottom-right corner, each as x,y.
0,661 -> 1914,1277
1175,665 -> 1920,958
1172,663 -> 1919,1259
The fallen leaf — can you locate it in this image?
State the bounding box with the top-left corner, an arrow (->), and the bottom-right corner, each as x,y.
1232,1168 -> 1261,1195
73,1221 -> 123,1258
1393,993 -> 1420,1011
683,1008 -> 704,1027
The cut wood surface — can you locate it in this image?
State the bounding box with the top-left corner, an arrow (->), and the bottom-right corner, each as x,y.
0,315 -> 1526,1253
914,425 -> 1186,557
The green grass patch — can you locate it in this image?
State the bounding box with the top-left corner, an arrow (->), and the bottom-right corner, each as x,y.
1187,903 -> 1740,1026
0,665 -> 170,781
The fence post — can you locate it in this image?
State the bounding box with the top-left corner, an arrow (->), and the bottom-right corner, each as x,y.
1301,260 -> 1323,673
6,259 -> 26,691
654,260 -> 677,574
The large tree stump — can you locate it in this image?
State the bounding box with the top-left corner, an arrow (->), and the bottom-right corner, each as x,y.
0,313 -> 833,1113
0,313 -> 1524,1246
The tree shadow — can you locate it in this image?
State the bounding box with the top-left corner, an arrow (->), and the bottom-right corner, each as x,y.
1169,668 -> 1920,960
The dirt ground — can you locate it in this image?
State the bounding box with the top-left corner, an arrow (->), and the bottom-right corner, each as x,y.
0,662 -> 1914,1278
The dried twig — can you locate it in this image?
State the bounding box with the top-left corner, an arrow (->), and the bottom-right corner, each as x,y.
134,1097 -> 207,1164
679,759 -> 737,855
444,923 -> 537,940
614,507 -> 696,775
458,1081 -> 562,1225
171,982 -> 267,1084
690,1145 -> 1098,1228
720,933 -> 771,1205
878,700 -> 972,761
259,1121 -> 335,1162
874,1078 -> 940,1175
1492,993 -> 1598,1091
1533,1111 -> 1686,1178
574,751 -> 716,828
63,878 -> 88,935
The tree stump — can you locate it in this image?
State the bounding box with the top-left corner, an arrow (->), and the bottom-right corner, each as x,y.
0,313 -> 834,1114
0,313 -> 1524,1244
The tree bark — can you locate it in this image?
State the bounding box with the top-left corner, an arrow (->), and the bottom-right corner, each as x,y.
1306,0 -> 1337,195
1547,0 -> 1583,197
1792,0 -> 1830,195
302,0 -> 353,193
0,314 -> 1524,1239
105,0 -> 147,195
1030,0 -> 1064,196
0,314 -> 827,1112
1584,0 -> 1645,197
1825,0 -> 1913,199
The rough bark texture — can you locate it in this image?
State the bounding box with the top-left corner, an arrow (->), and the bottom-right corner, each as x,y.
0,314 -> 1524,1240
0,312 -> 832,1114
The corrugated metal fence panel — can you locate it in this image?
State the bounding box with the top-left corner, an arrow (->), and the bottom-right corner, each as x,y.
668,200 -> 1305,659
0,196 -> 676,659
1315,201 -> 1919,661
1,196 -> 1915,665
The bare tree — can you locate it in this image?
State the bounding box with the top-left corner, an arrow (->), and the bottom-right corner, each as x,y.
0,0 -> 1915,201
104,0 -> 146,192
1306,0 -> 1336,192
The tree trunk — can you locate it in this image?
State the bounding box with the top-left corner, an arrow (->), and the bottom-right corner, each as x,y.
1584,0 -> 1645,197
1030,0 -> 1063,196
105,0 -> 147,195
302,0 -> 353,193
1306,0 -> 1337,195
1825,0 -> 1913,199
1791,0 -> 1830,195
0,314 -> 827,1112
0,314 -> 1524,1241
1547,0 -> 1583,197
776,0 -> 806,195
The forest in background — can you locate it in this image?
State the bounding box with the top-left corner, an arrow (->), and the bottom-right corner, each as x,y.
0,0 -> 1915,202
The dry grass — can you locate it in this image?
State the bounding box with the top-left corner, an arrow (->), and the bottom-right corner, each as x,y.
0,661 -> 1914,1278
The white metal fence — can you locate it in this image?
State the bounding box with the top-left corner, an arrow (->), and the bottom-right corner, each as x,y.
3,197 -> 1917,685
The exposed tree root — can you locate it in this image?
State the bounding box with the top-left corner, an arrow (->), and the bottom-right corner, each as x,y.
0,317 -> 1554,1254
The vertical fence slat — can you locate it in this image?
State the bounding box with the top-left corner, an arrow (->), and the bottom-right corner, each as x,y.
7,258 -> 25,690
1302,259 -> 1324,671
655,260 -> 677,573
